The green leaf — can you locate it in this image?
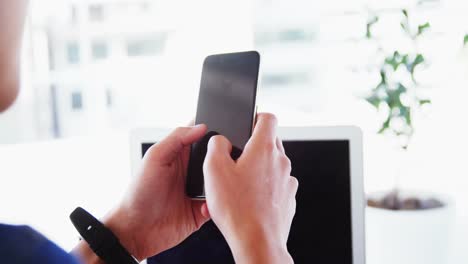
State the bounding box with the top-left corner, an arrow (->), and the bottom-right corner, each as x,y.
400,22 -> 407,31
378,117 -> 391,134
366,16 -> 379,39
396,83 -> 407,93
385,51 -> 409,71
402,9 -> 408,18
464,34 -> 468,46
413,54 -> 425,66
365,94 -> 381,109
379,69 -> 387,84
401,107 -> 412,127
401,54 -> 409,65
419,99 -> 431,105
385,51 -> 398,70
400,9 -> 411,37
407,54 -> 425,75
386,83 -> 406,109
417,22 -> 431,36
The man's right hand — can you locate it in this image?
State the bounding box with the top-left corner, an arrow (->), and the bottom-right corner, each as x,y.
203,113 -> 298,264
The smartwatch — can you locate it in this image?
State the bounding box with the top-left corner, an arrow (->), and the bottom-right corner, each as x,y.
70,207 -> 139,264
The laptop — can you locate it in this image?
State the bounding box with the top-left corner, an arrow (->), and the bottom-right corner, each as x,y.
130,126 -> 365,264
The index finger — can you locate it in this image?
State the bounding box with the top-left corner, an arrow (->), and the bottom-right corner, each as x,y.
251,113 -> 278,143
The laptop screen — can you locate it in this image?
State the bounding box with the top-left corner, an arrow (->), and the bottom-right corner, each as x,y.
142,140 -> 352,264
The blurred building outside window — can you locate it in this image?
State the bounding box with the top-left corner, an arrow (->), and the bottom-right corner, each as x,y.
88,4 -> 104,22
3,0 -> 463,145
66,42 -> 80,64
4,0 -> 465,145
106,88 -> 113,108
70,5 -> 78,25
71,91 -> 83,111
126,35 -> 166,57
91,41 -> 109,60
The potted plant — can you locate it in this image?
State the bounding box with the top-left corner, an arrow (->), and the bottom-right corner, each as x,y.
363,8 -> 454,264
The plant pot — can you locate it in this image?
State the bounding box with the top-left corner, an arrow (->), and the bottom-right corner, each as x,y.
365,191 -> 454,264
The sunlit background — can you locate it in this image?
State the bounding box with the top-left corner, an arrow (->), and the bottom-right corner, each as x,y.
1,0 -> 468,262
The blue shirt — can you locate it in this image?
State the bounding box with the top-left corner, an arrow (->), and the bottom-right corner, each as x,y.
0,224 -> 79,264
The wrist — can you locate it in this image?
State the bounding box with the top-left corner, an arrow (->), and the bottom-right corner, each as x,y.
71,207 -> 142,263
103,207 -> 143,261
226,225 -> 293,264
72,240 -> 106,264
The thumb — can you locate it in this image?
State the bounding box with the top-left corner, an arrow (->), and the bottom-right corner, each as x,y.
149,124 -> 207,164
203,135 -> 234,185
205,135 -> 234,166
191,201 -> 210,229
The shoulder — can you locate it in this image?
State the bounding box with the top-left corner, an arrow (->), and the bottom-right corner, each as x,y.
0,224 -> 80,264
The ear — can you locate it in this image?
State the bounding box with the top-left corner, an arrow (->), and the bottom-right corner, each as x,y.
0,79 -> 19,112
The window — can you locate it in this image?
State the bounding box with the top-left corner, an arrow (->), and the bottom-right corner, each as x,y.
92,41 -> 108,60
255,29 -> 317,46
71,91 -> 83,110
278,29 -> 309,42
126,35 -> 166,57
140,2 -> 150,12
66,42 -> 80,64
89,4 -> 104,21
105,89 -> 113,108
262,72 -> 310,87
70,5 -> 78,25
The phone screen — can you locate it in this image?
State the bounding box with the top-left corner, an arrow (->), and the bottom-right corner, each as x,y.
186,51 -> 260,198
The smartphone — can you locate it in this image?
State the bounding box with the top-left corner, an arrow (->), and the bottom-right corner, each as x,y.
186,51 -> 260,199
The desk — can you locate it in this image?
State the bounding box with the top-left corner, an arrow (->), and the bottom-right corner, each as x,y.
0,133 -> 466,262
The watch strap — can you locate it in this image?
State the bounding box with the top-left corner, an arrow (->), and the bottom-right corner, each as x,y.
70,207 -> 138,264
